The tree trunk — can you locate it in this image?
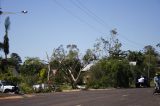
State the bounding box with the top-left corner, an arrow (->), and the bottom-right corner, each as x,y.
5,54 -> 7,60
71,81 -> 77,89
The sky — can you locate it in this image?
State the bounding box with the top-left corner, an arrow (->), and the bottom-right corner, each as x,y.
0,0 -> 160,61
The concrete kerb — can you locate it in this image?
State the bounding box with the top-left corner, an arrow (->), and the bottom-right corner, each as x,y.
88,88 -> 115,91
62,88 -> 114,92
62,89 -> 81,92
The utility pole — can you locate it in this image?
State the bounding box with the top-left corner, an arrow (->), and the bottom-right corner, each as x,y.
46,52 -> 51,82
148,49 -> 151,87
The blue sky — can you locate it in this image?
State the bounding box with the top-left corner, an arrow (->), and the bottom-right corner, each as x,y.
0,0 -> 160,61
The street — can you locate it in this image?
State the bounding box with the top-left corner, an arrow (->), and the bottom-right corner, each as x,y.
0,88 -> 160,106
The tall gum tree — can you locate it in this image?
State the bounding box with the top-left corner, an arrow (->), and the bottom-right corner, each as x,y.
93,29 -> 125,59
50,44 -> 96,89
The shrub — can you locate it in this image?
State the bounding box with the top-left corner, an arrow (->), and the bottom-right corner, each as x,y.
87,59 -> 131,88
19,83 -> 34,94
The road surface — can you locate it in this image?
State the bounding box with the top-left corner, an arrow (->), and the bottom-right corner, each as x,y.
0,88 -> 160,106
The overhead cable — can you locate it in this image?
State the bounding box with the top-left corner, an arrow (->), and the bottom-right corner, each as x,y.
53,0 -> 104,34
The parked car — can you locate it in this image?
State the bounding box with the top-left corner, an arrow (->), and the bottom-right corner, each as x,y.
0,80 -> 19,93
33,83 -> 61,92
33,83 -> 48,92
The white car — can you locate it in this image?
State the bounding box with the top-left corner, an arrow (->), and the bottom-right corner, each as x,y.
33,83 -> 48,92
0,80 -> 19,93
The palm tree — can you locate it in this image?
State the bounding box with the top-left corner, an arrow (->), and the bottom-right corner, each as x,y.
3,16 -> 10,59
0,42 -> 3,50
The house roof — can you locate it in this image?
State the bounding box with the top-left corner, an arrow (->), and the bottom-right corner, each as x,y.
82,61 -> 97,72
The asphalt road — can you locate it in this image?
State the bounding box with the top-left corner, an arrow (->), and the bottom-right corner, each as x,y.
0,88 -> 160,106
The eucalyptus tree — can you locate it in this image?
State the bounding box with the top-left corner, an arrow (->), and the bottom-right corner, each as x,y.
50,44 -> 96,89
63,44 -> 82,88
49,45 -> 66,84
93,29 -> 124,59
144,45 -> 158,56
83,49 -> 97,64
51,45 -> 66,63
66,44 -> 79,59
156,43 -> 160,48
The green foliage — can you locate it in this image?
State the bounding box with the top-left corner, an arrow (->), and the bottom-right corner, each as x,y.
20,57 -> 44,76
83,49 -> 96,64
39,68 -> 47,83
39,68 -> 47,79
88,59 -> 131,88
54,70 -> 66,84
144,45 -> 158,56
51,45 -> 65,62
0,68 -> 21,85
127,51 -> 144,66
60,84 -> 72,90
0,57 -> 21,86
66,44 -> 79,60
93,29 -> 125,59
10,53 -> 22,64
4,76 -> 21,85
19,83 -> 34,93
113,61 -> 130,87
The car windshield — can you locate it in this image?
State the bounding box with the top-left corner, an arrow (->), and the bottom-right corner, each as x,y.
1,81 -> 13,86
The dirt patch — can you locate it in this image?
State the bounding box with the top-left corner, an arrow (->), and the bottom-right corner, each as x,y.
0,93 -> 35,100
0,93 -> 16,97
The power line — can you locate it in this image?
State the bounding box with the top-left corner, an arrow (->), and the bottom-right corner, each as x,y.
52,0 -> 104,34
72,0 -> 145,48
119,33 -> 145,47
70,0 -> 112,30
119,36 -> 143,49
71,0 -> 135,48
53,0 -> 145,49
